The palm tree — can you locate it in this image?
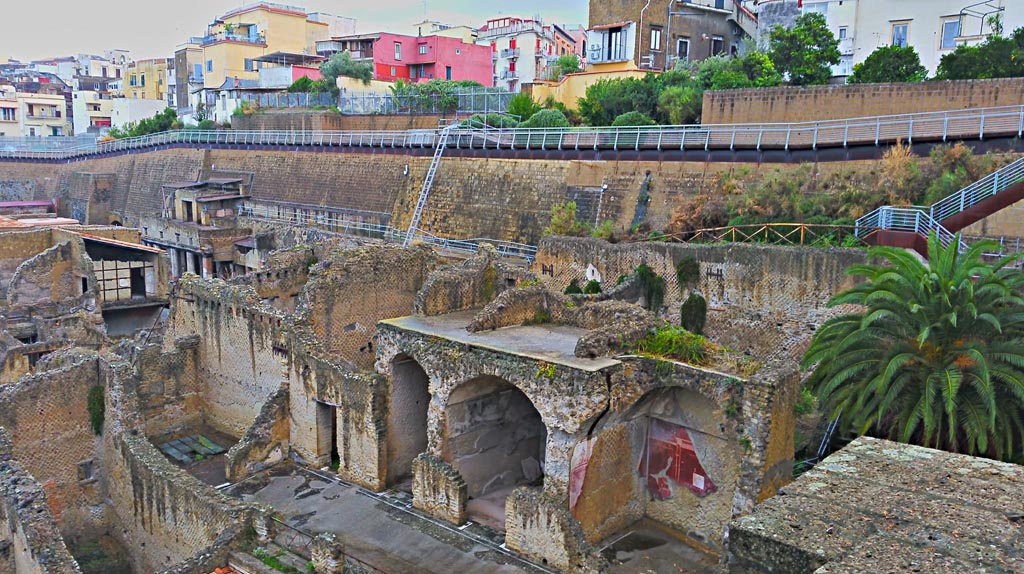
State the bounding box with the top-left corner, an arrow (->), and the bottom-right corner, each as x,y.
802,232 -> 1024,460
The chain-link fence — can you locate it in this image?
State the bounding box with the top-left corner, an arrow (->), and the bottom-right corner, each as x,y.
235,92 -> 336,108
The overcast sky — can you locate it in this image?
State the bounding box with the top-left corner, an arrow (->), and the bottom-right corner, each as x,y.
1,1 -> 589,62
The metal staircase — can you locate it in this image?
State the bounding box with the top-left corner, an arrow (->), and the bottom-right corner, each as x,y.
856,156 -> 1024,256
404,125 -> 455,246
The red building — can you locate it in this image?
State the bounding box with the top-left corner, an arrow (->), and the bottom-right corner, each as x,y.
322,32 -> 493,86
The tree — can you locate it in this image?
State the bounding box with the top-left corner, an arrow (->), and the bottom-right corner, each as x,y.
768,12 -> 841,85
802,232 -> 1024,461
935,27 -> 1024,80
656,84 -> 702,125
508,92 -> 541,121
549,54 -> 581,80
848,45 -> 928,84
519,108 -> 570,128
612,111 -> 656,126
108,107 -> 179,138
320,51 -> 373,91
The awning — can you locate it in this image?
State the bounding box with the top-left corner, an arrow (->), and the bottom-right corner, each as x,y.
72,231 -> 165,254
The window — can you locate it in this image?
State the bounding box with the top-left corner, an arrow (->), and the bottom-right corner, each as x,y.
1,108 -> 14,121
390,66 -> 396,76
711,36 -> 725,56
892,22 -> 909,48
394,42 -> 402,60
116,68 -> 121,78
803,2 -> 828,15
677,37 -> 690,63
419,45 -> 428,55
420,65 -> 426,78
129,74 -> 137,87
206,59 -> 213,72
838,27 -> 848,40
244,58 -> 254,71
101,66 -> 108,77
193,63 -> 203,79
941,18 -> 960,50
140,73 -> 145,86
650,27 -> 662,51
608,26 -> 624,61
77,459 -> 96,483
445,66 -> 452,80
455,48 -> 461,55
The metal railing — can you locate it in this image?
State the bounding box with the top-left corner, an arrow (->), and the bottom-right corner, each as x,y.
928,156 -> 1024,222
656,223 -> 866,248
856,156 -> 1024,252
855,206 -> 966,251
239,202 -> 537,262
2,105 -> 1023,161
337,88 -> 513,115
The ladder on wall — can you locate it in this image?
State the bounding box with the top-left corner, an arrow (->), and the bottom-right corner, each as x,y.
404,124 -> 456,246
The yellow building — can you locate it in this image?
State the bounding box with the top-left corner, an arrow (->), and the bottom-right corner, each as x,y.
125,58 -> 170,102
531,65 -> 648,110
17,92 -> 71,137
410,20 -> 478,43
0,89 -> 18,137
197,3 -> 337,90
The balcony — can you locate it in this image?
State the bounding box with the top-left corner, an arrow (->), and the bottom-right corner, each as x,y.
479,21 -> 546,40
500,48 -> 520,59
199,32 -> 267,47
839,37 -> 855,56
27,110 -> 61,120
500,69 -> 519,80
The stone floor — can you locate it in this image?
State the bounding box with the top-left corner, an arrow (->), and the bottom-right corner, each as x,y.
226,463 -> 721,574
227,464 -> 548,574
599,521 -> 720,574
381,312 -> 620,372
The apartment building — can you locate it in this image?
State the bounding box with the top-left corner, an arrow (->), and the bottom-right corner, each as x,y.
19,92 -> 70,137
321,32 -> 493,86
185,3 -> 354,117
791,0 -> 1012,78
477,16 -> 572,91
587,0 -> 743,71
71,90 -> 113,134
125,58 -> 171,101
0,88 -> 17,137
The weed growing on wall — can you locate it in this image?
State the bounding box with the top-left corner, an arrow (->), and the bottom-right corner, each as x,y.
87,385 -> 104,435
635,326 -> 709,365
680,293 -> 708,335
635,265 -> 666,312
564,279 -> 583,294
582,280 -> 602,294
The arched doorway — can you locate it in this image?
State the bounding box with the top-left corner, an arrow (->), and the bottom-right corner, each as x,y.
444,375 -> 547,530
386,354 -> 430,489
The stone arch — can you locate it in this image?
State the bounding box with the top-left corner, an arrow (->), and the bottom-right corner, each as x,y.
386,353 -> 430,488
443,375 -> 547,530
570,385 -> 739,548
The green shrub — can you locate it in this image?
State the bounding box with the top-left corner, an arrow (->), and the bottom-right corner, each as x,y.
636,325 -> 709,365
462,113 -> 519,129
794,387 -> 817,416
564,278 -> 583,294
680,292 -> 708,335
520,108 -> 571,128
544,201 -> 586,236
591,220 -> 615,241
508,92 -> 542,121
583,279 -> 602,294
675,256 -> 700,286
87,386 -> 104,435
197,119 -> 216,130
635,264 -> 666,312
612,111 -> 656,127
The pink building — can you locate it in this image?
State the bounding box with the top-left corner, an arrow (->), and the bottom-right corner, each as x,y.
362,33 -> 493,86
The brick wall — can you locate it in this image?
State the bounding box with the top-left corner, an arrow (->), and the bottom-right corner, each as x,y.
164,277 -> 286,439
533,237 -> 867,363
702,78 -> 1024,125
0,356 -> 105,537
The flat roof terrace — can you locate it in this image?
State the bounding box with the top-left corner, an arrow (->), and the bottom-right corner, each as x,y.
727,436 -> 1024,574
380,311 -> 620,372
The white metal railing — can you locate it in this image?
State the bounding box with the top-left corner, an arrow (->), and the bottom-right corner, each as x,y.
856,156 -> 1024,252
238,201 -> 537,263
2,105 -> 1023,161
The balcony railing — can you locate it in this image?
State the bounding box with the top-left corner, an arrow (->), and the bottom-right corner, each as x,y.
200,32 -> 267,46
500,69 -> 519,80
500,48 -> 520,59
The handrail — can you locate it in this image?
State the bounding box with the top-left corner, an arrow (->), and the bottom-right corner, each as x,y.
856,156 -> 1024,253
2,105 -> 1022,161
239,201 -> 537,263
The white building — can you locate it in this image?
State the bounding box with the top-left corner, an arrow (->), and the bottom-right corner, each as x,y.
477,16 -> 564,92
798,0 -> 1010,79
71,90 -> 113,135
111,98 -> 167,130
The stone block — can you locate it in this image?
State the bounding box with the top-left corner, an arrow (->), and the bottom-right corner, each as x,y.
412,453 -> 467,525
505,487 -> 608,574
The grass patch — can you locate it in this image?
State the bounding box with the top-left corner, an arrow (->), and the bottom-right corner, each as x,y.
253,547 -> 302,574
635,326 -> 708,365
